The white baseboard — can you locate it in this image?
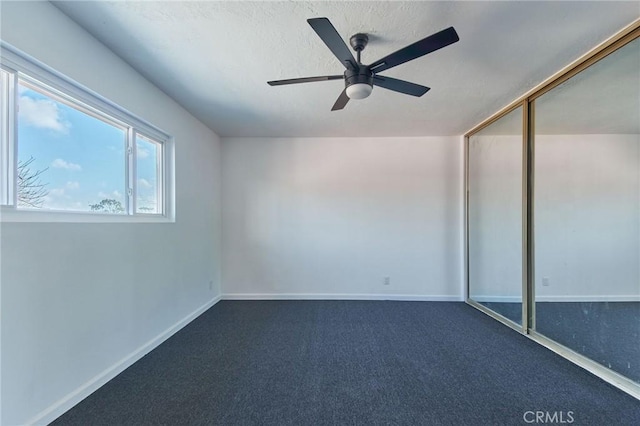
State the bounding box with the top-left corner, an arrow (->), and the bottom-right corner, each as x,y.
28,295 -> 222,426
536,295 -> 640,302
470,296 -> 522,303
471,295 -> 640,303
222,293 -> 463,301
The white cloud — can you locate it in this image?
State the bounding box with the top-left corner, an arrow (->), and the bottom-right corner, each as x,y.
66,181 -> 80,190
107,145 -> 124,155
98,190 -> 122,200
137,144 -> 150,159
51,158 -> 82,171
138,178 -> 152,188
137,193 -> 158,212
39,196 -> 89,211
45,187 -> 73,204
19,96 -> 70,133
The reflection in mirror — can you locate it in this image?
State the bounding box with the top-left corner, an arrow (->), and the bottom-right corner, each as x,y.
468,106 -> 523,325
534,37 -> 639,383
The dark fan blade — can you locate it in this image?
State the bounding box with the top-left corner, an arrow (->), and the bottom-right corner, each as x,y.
373,76 -> 430,97
369,27 -> 459,74
268,75 -> 343,86
331,88 -> 349,111
308,18 -> 357,70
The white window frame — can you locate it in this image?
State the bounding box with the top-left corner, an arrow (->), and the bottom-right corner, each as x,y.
0,42 -> 175,223
133,131 -> 165,215
0,67 -> 15,207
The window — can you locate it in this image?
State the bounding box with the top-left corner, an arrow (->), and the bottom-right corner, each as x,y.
1,43 -> 173,221
17,80 -> 127,212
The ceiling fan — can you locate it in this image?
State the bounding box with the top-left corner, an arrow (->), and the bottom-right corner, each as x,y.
267,18 -> 459,111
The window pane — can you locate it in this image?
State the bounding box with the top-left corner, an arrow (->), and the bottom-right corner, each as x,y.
17,81 -> 126,213
135,134 -> 161,214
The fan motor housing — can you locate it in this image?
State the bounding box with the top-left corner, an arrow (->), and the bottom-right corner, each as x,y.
344,67 -> 373,88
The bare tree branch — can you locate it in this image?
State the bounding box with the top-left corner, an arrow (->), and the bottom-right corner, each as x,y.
17,156 -> 49,208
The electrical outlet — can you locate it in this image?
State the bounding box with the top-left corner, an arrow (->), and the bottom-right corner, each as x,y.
542,277 -> 550,287
383,277 -> 391,286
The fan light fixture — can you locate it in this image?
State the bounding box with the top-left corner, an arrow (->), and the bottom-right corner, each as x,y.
346,83 -> 373,99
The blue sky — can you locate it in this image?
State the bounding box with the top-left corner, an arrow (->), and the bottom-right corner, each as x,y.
18,83 -> 159,213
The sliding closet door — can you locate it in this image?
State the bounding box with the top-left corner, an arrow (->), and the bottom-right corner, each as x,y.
533,37 -> 640,383
468,107 -> 524,325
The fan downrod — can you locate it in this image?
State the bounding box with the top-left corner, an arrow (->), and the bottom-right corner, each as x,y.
349,33 -> 369,63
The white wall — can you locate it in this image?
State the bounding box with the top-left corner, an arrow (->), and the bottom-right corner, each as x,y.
468,133 -> 640,301
222,136 -> 463,300
0,2 -> 222,425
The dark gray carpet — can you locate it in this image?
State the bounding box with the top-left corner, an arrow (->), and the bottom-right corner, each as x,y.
480,301 -> 523,326
52,301 -> 640,426
480,301 -> 640,383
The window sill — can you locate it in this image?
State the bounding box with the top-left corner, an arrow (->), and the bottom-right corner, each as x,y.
0,207 -> 174,223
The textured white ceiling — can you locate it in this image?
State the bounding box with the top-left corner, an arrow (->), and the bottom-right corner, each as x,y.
52,1 -> 639,137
